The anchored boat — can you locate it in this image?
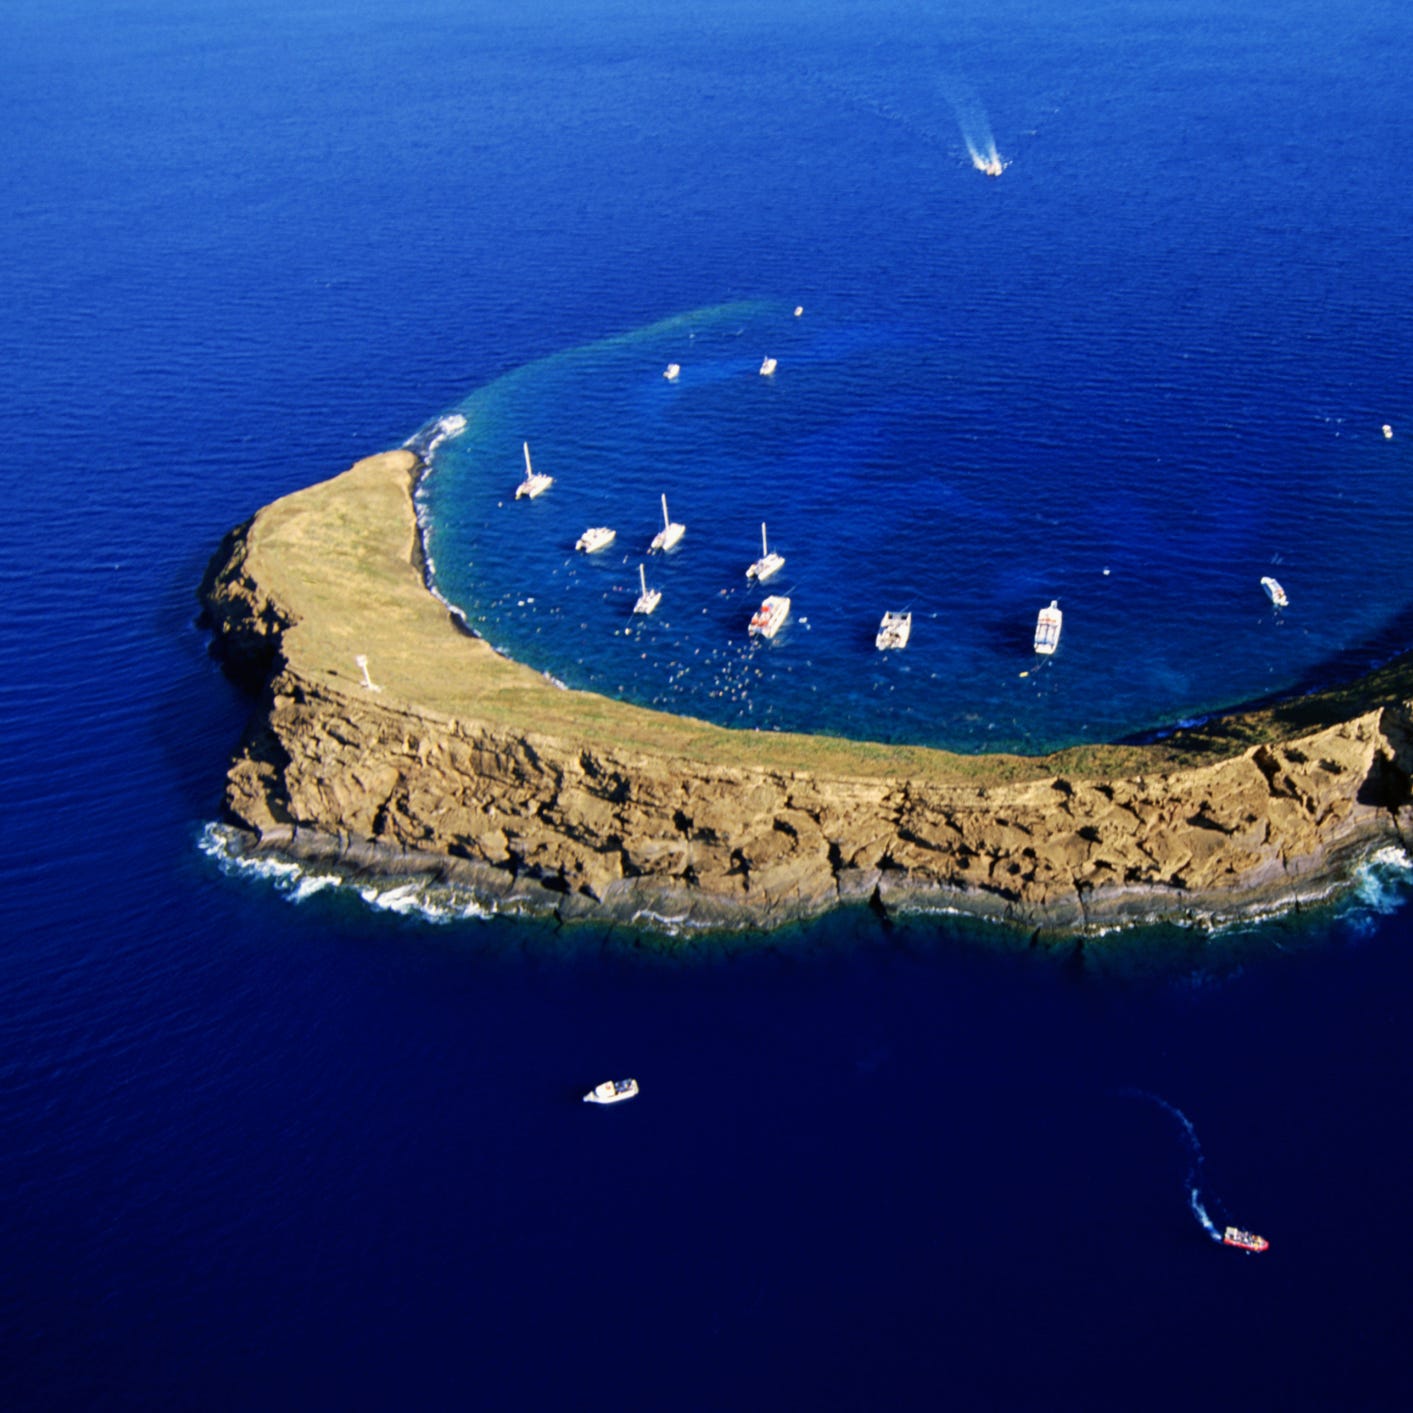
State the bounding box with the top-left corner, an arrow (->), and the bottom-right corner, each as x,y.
633,563 -> 661,615
583,1078 -> 639,1105
1261,575 -> 1288,608
1222,1226 -> 1270,1254
515,441 -> 554,499
650,493 -> 685,552
575,526 -> 616,553
749,594 -> 791,640
1034,600 -> 1062,654
663,363 -> 680,381
876,610 -> 912,650
747,522 -> 785,581
759,356 -> 777,376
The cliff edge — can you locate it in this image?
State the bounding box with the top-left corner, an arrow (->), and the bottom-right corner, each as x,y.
201,450 -> 1413,934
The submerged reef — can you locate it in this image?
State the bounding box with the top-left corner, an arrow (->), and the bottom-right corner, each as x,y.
201,450 -> 1413,935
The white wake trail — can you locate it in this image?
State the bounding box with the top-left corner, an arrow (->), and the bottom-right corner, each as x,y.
1120,1089 -> 1225,1242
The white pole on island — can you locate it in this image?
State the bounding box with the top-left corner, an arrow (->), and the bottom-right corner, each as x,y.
355,654 -> 382,692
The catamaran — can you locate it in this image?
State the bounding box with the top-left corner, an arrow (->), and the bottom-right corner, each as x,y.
650,493 -> 684,552
1034,600 -> 1062,654
876,611 -> 912,650
749,595 -> 791,640
1260,575 -> 1288,608
633,563 -> 660,615
515,441 -> 553,499
747,522 -> 784,581
575,526 -> 616,553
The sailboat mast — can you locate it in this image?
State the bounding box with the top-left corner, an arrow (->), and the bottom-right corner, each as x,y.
761,522 -> 769,556
639,563 -> 648,594
661,493 -> 670,529
523,442 -> 532,477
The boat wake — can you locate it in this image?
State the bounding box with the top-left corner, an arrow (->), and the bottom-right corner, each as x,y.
1121,1089 -> 1224,1242
940,74 -> 1005,175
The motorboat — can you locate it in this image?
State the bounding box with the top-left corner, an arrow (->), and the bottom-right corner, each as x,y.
583,1078 -> 639,1105
515,441 -> 554,499
633,563 -> 660,616
759,356 -> 778,376
749,594 -> 791,640
576,526 -> 616,553
650,493 -> 685,551
1222,1226 -> 1269,1254
1034,600 -> 1062,654
974,152 -> 1004,177
1261,575 -> 1288,608
876,610 -> 912,650
664,363 -> 681,381
747,522 -> 785,581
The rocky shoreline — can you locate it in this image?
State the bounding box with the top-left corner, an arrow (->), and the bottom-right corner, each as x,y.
201,449 -> 1413,936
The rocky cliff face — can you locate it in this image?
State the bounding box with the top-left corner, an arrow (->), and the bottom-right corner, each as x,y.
203,452 -> 1413,935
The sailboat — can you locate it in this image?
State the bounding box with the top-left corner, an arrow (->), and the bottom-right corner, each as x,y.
514,441 -> 553,499
746,522 -> 785,581
650,493 -> 685,552
633,563 -> 661,615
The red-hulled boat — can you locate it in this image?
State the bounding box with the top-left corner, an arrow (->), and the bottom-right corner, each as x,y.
1222,1226 -> 1270,1253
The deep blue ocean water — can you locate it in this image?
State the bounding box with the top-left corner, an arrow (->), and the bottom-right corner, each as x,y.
3,1 -> 1411,1407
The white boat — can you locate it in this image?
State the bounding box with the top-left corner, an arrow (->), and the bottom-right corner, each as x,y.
1261,575 -> 1288,608
583,1078 -> 639,1105
633,563 -> 661,616
1034,600 -> 1062,654
515,441 -> 554,499
576,526 -> 616,553
747,522 -> 785,581
759,356 -> 778,376
650,493 -> 685,552
974,152 -> 1004,177
876,610 -> 912,650
794,306 -> 804,317
749,594 -> 791,640
664,363 -> 681,381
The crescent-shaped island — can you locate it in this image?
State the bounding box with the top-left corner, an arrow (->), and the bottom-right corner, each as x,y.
201,448 -> 1413,936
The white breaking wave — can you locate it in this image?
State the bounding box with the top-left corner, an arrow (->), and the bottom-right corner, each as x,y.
1348,845 -> 1413,918
406,410 -> 469,462
199,822 -> 489,924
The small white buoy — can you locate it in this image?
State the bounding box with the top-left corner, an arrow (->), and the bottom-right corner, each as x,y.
1102,567 -> 1110,576
794,306 -> 803,317
1382,423 -> 1393,439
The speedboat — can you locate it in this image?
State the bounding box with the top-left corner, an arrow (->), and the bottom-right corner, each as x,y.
1034,600 -> 1062,654
1222,1226 -> 1269,1254
749,594 -> 791,640
664,363 -> 680,381
1260,575 -> 1288,608
650,493 -> 685,552
583,1078 -> 639,1105
747,522 -> 785,581
876,610 -> 912,650
632,563 -> 660,615
576,526 -> 616,553
974,152 -> 1004,177
515,441 -> 554,499
759,356 -> 777,376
